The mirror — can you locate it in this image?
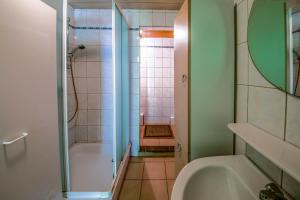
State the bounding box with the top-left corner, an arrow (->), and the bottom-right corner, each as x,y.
248,0 -> 300,97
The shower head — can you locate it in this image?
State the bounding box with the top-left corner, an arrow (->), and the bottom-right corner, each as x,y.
69,44 -> 86,56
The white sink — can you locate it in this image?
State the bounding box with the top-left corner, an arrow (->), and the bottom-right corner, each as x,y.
171,155 -> 270,200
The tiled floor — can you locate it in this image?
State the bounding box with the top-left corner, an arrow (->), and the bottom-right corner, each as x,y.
118,157 -> 176,200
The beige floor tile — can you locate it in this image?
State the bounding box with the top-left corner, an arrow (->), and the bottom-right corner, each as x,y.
118,180 -> 142,200
125,162 -> 144,180
130,157 -> 144,163
143,162 -> 166,179
164,157 -> 175,162
142,157 -> 165,162
167,180 -> 175,200
165,162 -> 176,180
140,180 -> 168,200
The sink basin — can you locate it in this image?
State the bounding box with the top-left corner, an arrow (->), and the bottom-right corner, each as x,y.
171,155 -> 270,200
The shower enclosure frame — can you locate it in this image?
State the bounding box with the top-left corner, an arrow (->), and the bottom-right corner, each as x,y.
60,0 -> 131,198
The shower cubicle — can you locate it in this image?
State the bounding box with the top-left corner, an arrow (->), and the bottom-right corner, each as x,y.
63,0 -> 130,198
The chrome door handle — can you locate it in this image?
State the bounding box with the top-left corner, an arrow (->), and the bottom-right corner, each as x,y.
2,132 -> 28,145
175,143 -> 182,152
181,74 -> 188,83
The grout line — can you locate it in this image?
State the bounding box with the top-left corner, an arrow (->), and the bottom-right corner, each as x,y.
138,161 -> 145,200
164,160 -> 170,200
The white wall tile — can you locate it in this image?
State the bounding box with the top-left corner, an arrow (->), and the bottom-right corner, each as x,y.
152,11 -> 166,26
77,94 -> 88,110
129,30 -> 140,47
286,95 -> 300,148
88,126 -> 101,142
76,110 -> 88,125
236,85 -> 248,122
101,109 -> 113,126
74,62 -> 87,77
101,94 -> 113,109
282,172 -> 300,199
87,62 -> 101,77
88,110 -> 101,125
249,57 -> 275,88
237,0 -> 248,44
124,9 -> 140,28
247,146 -> 282,184
88,94 -> 101,109
237,43 -> 249,85
87,78 -> 101,93
75,78 -> 87,93
99,9 -> 112,27
75,125 -> 88,142
166,11 -> 177,27
140,10 -> 153,26
248,87 -> 286,139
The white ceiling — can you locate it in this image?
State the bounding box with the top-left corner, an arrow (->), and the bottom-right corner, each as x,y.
68,0 -> 185,10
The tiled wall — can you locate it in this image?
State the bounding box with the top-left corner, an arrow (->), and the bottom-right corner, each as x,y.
235,0 -> 300,198
140,37 -> 175,124
67,7 -> 113,145
123,9 -> 177,155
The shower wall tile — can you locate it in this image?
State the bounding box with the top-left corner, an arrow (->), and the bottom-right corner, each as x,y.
74,62 -> 87,77
100,30 -> 112,45
70,8 -> 113,144
68,125 -> 76,147
99,9 -> 112,27
77,94 -> 88,110
75,125 -> 88,142
88,126 -> 101,142
77,110 -> 88,125
75,78 -> 87,93
87,78 -> 101,93
101,94 -> 113,109
87,62 -> 101,78
88,94 -> 101,109
88,110 -> 101,125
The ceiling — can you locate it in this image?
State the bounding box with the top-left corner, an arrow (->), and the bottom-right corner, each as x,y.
68,0 -> 185,10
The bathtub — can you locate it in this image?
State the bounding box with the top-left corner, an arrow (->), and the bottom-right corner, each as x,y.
172,155 -> 272,200
69,143 -> 113,192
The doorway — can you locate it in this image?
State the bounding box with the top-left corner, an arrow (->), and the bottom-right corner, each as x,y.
139,27 -> 176,153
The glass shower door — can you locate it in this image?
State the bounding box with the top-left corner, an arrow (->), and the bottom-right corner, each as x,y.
112,1 -> 130,176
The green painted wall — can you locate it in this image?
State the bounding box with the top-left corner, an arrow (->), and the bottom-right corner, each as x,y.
248,0 -> 286,91
190,0 -> 234,159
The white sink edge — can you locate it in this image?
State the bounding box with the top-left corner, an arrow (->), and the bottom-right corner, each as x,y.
171,155 -> 271,200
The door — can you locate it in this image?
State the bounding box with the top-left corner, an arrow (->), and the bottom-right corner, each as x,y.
0,0 -> 61,199
174,0 -> 189,176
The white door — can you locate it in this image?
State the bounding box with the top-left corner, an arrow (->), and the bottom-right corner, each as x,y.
174,0 -> 189,176
0,0 -> 62,199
